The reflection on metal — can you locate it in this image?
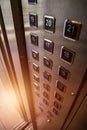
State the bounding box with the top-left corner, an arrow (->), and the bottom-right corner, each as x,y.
0,6 -> 27,121
10,0 -> 37,129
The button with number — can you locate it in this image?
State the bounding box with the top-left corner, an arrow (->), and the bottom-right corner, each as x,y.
44,39 -> 54,53
56,80 -> 66,92
43,57 -> 53,69
44,15 -> 56,33
60,46 -> 75,64
43,83 -> 50,92
54,101 -> 61,110
63,19 -> 82,41
33,82 -> 40,90
43,91 -> 50,100
28,0 -> 37,4
53,108 -> 58,115
54,92 -> 63,102
43,71 -> 51,82
43,98 -> 49,106
30,33 -> 38,46
33,63 -> 39,73
32,50 -> 39,61
33,74 -> 39,82
29,13 -> 38,27
58,66 -> 70,80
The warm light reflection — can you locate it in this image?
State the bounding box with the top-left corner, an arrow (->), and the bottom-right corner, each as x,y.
0,79 -> 23,130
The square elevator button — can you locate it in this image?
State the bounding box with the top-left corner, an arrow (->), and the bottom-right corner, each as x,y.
30,33 -> 38,46
29,13 -> 38,27
58,66 -> 70,80
44,15 -> 56,33
44,39 -> 54,53
63,19 -> 82,41
60,46 -> 75,64
28,0 -> 37,4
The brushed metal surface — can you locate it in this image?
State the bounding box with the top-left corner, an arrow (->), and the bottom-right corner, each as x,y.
22,0 -> 87,130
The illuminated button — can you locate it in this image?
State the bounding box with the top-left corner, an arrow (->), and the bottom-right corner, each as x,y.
38,101 -> 44,112
44,39 -> 54,53
43,91 -> 50,100
29,13 -> 38,27
53,108 -> 58,115
43,98 -> 49,106
43,83 -> 50,92
33,74 -> 39,82
32,50 -> 39,61
43,71 -> 51,82
33,63 -> 39,73
56,80 -> 66,92
60,46 -> 75,64
30,33 -> 38,46
54,92 -> 63,102
54,101 -> 61,110
44,15 -> 56,33
58,66 -> 70,80
43,57 -> 53,69
63,19 -> 82,41
28,0 -> 37,4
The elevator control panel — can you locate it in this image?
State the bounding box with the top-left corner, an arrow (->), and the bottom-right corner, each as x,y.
22,0 -> 87,130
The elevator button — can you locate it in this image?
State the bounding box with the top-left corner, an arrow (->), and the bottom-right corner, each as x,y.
43,83 -> 50,92
54,101 -> 61,110
33,82 -> 40,90
43,71 -> 51,82
43,57 -> 53,69
44,39 -> 54,53
33,74 -> 39,82
43,91 -> 50,100
58,66 -> 70,80
33,63 -> 39,73
47,111 -> 53,117
44,15 -> 56,33
54,92 -> 63,102
60,46 -> 75,64
32,50 -> 39,61
29,13 -> 38,27
30,33 -> 38,46
28,0 -> 37,4
56,80 -> 66,92
34,90 -> 40,97
43,98 -> 49,106
63,19 -> 82,41
53,108 -> 58,115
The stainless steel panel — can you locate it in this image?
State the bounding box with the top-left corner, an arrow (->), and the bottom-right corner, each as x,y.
22,0 -> 87,129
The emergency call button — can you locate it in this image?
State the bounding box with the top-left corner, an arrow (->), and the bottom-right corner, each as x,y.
44,15 -> 56,33
63,19 -> 82,41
